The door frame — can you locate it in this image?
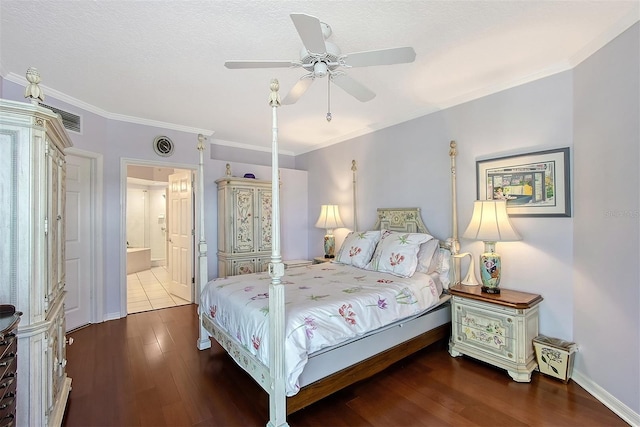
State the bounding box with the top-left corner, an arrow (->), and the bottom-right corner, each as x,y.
120,158 -> 199,317
65,147 -> 104,326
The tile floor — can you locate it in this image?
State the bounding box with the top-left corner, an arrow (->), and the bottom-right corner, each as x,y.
127,266 -> 191,314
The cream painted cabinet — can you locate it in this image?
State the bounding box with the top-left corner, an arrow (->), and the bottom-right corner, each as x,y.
0,99 -> 73,426
216,175 -> 272,277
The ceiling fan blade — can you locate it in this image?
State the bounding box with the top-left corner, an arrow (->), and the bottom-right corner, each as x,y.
282,78 -> 315,105
331,74 -> 376,102
290,13 -> 326,54
345,47 -> 416,67
224,60 -> 297,69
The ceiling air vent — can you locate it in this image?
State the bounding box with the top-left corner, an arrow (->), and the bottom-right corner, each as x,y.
153,136 -> 174,157
39,103 -> 81,133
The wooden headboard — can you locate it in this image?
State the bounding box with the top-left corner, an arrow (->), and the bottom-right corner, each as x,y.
371,208 -> 432,234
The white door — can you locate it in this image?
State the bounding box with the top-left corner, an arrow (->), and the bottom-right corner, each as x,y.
65,154 -> 92,330
168,171 -> 193,302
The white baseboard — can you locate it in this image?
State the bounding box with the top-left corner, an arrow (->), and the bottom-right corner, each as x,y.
572,368 -> 640,426
103,311 -> 122,322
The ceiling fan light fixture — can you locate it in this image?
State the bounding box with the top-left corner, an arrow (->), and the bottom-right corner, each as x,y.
313,61 -> 328,77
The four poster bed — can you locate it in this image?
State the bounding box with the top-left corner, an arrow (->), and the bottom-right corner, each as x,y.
196,80 -> 461,427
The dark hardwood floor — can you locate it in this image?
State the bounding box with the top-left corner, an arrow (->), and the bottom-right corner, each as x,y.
62,304 -> 626,427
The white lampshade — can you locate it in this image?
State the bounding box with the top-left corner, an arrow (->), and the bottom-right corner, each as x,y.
315,205 -> 345,231
462,200 -> 521,242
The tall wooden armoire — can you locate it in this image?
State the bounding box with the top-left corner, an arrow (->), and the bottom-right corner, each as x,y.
0,98 -> 73,427
216,170 -> 272,277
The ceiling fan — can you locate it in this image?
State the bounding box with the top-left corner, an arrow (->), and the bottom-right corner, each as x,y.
224,13 -> 416,109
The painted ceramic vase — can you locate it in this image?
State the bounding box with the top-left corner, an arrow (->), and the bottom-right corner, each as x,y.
480,251 -> 501,294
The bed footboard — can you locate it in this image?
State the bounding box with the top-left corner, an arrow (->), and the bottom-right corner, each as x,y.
201,313 -> 272,393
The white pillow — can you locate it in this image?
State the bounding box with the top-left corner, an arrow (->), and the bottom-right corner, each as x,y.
335,230 -> 381,268
428,247 -> 451,289
366,230 -> 433,278
416,238 -> 440,274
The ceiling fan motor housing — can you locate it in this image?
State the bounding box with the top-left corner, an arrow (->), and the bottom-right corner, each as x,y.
300,40 -> 341,77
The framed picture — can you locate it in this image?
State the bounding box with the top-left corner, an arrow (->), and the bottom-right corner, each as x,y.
476,147 -> 571,217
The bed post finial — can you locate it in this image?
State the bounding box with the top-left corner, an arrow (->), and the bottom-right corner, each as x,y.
449,140 -> 457,157
269,78 -> 281,108
25,67 -> 45,105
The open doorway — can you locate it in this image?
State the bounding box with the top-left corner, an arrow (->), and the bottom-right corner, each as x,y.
125,163 -> 195,314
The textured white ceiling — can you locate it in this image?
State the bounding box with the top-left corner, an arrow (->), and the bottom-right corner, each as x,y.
1,1 -> 638,155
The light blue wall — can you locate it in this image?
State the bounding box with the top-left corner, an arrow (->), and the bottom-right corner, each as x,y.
298,70 -> 575,341
573,22 -> 639,415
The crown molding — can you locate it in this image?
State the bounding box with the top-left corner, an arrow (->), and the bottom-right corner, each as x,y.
569,6 -> 640,67
4,71 -> 215,136
211,138 -> 295,157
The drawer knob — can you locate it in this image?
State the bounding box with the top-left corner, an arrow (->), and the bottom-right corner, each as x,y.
66,337 -> 74,345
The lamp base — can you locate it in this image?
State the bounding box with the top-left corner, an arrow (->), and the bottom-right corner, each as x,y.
323,234 -> 336,258
479,246 -> 501,294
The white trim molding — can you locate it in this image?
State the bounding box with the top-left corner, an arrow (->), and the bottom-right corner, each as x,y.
65,147 -> 105,325
572,369 -> 640,426
120,157 -> 201,318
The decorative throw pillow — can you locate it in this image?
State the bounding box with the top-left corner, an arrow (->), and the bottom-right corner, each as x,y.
416,238 -> 440,274
335,230 -> 381,268
365,230 -> 433,278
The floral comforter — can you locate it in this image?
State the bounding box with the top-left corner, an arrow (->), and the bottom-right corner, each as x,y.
200,262 -> 443,396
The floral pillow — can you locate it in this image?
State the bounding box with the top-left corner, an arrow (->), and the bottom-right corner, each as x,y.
335,230 -> 381,268
365,230 -> 433,278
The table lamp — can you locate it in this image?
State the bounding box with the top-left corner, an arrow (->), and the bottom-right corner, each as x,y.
315,204 -> 344,258
462,200 -> 521,294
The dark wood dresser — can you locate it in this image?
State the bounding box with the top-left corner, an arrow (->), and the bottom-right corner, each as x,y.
0,306 -> 21,427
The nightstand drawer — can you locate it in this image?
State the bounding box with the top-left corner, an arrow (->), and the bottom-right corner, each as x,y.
452,300 -> 516,339
452,320 -> 517,362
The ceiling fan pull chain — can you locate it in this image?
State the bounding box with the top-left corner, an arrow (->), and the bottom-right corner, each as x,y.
326,77 -> 332,122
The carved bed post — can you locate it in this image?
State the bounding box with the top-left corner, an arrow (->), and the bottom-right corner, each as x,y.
449,141 -> 461,284
267,79 -> 289,427
352,160 -> 358,232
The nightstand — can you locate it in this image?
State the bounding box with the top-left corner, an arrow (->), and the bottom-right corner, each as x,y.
313,256 -> 333,264
448,284 -> 543,382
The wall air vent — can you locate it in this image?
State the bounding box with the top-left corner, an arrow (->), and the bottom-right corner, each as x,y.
39,103 -> 82,133
153,136 -> 174,157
